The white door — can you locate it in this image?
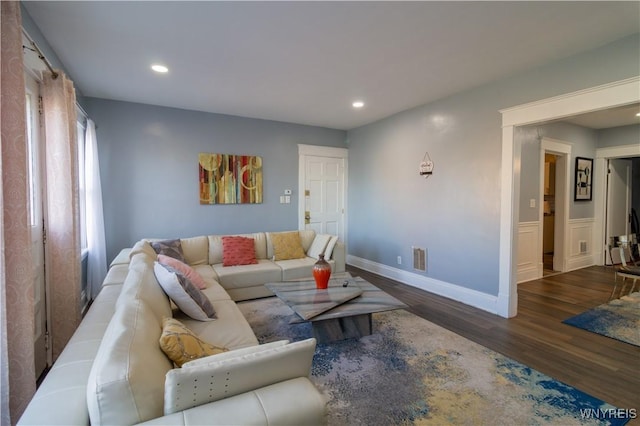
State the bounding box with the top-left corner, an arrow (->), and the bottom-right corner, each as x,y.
25,73 -> 49,378
606,158 -> 632,264
298,145 -> 347,243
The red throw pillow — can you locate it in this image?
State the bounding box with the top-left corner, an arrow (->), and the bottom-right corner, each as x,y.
222,236 -> 258,267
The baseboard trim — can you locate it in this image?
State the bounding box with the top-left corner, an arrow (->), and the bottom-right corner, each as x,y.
347,255 -> 498,315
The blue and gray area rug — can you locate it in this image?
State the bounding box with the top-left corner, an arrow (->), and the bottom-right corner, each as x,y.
238,297 -> 630,425
563,292 -> 639,347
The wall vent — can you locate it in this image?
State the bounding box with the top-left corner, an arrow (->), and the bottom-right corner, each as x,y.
413,247 -> 427,272
579,240 -> 588,254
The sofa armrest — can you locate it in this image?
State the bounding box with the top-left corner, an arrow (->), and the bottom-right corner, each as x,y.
164,338 -> 316,414
140,377 -> 326,426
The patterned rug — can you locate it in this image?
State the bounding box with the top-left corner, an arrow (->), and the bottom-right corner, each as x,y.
238,297 -> 630,426
563,292 -> 639,347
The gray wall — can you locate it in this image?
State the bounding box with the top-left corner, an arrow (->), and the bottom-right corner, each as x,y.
597,125 -> 640,149
85,99 -> 346,262
346,34 -> 639,296
518,122 -> 598,222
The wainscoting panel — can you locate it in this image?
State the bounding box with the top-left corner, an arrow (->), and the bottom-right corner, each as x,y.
566,218 -> 596,271
517,221 -> 541,283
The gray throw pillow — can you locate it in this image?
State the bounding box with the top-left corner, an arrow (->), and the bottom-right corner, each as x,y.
153,262 -> 217,321
151,239 -> 186,263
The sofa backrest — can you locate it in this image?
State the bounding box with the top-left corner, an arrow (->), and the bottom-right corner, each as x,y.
118,249 -> 172,323
208,232 -> 268,264
180,236 -> 209,265
86,298 -> 173,425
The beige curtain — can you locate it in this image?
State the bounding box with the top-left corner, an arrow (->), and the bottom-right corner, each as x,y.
1,2 -> 37,424
41,72 -> 82,360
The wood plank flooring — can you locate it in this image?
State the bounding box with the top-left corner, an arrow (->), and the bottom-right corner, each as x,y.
346,265 -> 640,422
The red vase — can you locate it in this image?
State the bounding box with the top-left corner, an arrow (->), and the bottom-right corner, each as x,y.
313,254 -> 332,289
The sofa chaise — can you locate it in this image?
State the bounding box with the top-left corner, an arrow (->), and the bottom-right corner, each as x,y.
19,230 -> 344,425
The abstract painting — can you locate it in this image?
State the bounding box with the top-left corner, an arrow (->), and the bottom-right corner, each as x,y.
575,156 -> 593,201
199,153 -> 263,204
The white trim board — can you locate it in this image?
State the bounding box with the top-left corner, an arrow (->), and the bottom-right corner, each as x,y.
348,255 -> 498,315
593,144 -> 640,265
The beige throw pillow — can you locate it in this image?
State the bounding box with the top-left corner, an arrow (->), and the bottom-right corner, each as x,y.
270,232 -> 306,260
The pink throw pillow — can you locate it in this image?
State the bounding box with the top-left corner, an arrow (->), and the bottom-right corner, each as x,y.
222,236 -> 258,267
157,254 -> 207,290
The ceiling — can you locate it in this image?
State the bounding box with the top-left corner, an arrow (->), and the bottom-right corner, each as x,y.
22,1 -> 640,130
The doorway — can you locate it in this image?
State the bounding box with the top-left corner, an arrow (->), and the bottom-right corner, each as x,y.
605,158 -> 635,265
539,138 -> 571,278
499,77 -> 640,318
542,153 -> 558,273
298,144 -> 348,243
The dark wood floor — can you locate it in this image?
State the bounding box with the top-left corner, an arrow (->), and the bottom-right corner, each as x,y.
347,264 -> 639,422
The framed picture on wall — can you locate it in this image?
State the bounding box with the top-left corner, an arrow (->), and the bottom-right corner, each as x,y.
574,157 -> 593,201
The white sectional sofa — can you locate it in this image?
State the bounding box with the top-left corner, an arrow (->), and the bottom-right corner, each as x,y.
19,230 -> 344,425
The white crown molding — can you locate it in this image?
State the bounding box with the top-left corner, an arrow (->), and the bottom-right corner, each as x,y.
500,76 -> 640,127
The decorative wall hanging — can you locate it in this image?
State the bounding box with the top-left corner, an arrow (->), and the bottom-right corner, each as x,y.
419,151 -> 434,179
574,157 -> 593,201
199,153 -> 263,204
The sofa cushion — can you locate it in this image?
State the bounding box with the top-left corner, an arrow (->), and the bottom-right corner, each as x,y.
222,236 -> 258,266
101,263 -> 129,286
298,229 -> 316,253
209,233 -> 268,264
212,260 -> 282,289
159,317 -> 228,367
269,231 -> 306,261
158,254 -> 207,290
179,236 -> 209,266
154,262 -> 217,321
87,299 -> 173,425
275,257 -> 322,281
307,234 -> 332,259
198,279 -> 232,302
176,299 -> 259,350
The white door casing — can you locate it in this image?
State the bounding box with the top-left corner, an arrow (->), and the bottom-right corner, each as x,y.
605,159 -> 633,264
595,145 -> 640,265
25,72 -> 49,377
298,144 -> 348,243
539,138 -> 571,275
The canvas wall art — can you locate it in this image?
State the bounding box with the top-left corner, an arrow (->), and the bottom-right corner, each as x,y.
199,153 -> 263,204
574,157 -> 593,201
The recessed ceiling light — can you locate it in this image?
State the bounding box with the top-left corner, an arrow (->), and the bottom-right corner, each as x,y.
151,64 -> 169,73
636,112 -> 640,117
352,101 -> 365,108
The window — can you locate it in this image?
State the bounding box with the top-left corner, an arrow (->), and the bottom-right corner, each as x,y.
25,91 -> 39,227
77,115 -> 87,254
